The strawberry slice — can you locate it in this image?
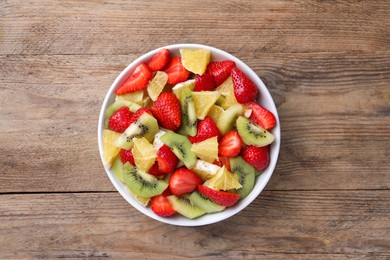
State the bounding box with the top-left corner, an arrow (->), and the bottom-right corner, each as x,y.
164,57 -> 190,85
169,167 -> 202,196
151,92 -> 181,131
245,101 -> 276,130
119,148 -> 135,165
108,106 -> 133,133
188,117 -> 221,143
147,48 -> 170,71
205,60 -> 235,86
156,145 -> 178,174
148,162 -> 162,176
198,185 -> 240,207
242,145 -> 270,171
128,107 -> 152,125
116,63 -> 152,95
147,145 -> 178,176
214,156 -> 231,172
151,193 -> 176,217
194,73 -> 215,91
231,67 -> 258,103
218,131 -> 243,157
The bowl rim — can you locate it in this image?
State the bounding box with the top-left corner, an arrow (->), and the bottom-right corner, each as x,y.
98,43 -> 281,226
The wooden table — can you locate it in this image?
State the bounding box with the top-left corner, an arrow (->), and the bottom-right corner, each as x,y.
1,1 -> 389,259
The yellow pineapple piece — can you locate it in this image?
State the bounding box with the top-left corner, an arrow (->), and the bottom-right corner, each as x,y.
147,71 -> 168,101
192,160 -> 221,181
129,189 -> 150,207
116,90 -> 144,105
191,91 -> 221,120
204,166 -> 242,191
190,137 -> 219,163
132,137 -> 157,172
216,76 -> 239,109
216,76 -> 233,95
102,129 -> 122,168
217,92 -> 239,109
180,49 -> 211,75
207,105 -> 224,124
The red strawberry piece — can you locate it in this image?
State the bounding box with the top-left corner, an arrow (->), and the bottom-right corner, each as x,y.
213,160 -> 222,167
214,156 -> 231,172
116,63 -> 152,95
161,188 -> 172,197
245,101 -> 276,130
231,67 -> 258,103
218,131 -> 243,157
151,92 -> 181,131
156,145 -> 178,174
169,167 -> 202,196
197,185 -> 240,207
164,57 -> 190,85
242,145 -> 270,171
108,106 -> 133,133
119,148 -> 135,165
148,162 -> 162,176
146,48 -> 170,71
188,117 -> 221,143
151,194 -> 176,217
128,107 -> 152,125
194,73 -> 215,91
205,60 -> 235,86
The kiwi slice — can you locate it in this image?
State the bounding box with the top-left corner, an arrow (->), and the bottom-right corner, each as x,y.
255,170 -> 263,177
111,156 -> 125,183
236,116 -> 274,147
104,100 -> 142,127
217,104 -> 243,135
167,195 -> 206,219
230,156 -> 255,199
180,86 -> 197,136
160,132 -> 197,169
123,163 -> 168,197
115,113 -> 159,150
188,191 -> 225,213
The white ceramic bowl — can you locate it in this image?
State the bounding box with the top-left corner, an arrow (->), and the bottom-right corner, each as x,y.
98,44 -> 281,226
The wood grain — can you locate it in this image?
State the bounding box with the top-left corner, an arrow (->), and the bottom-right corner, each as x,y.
0,52 -> 388,192
0,191 -> 389,259
0,1 -> 389,55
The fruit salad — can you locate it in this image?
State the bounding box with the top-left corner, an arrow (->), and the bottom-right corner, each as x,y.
102,47 -> 277,219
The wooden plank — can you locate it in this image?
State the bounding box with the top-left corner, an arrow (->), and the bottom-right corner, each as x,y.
0,0 -> 389,55
0,52 -> 389,192
0,191 -> 388,258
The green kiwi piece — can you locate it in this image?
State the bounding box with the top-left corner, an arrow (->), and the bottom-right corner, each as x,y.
236,116 -> 274,147
255,170 -> 263,177
111,156 -> 125,183
160,131 -> 197,169
104,100 -> 142,127
188,191 -> 225,213
217,104 -> 243,135
123,163 -> 168,197
230,156 -> 255,199
180,86 -> 197,136
115,113 -> 159,150
167,195 -> 206,219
